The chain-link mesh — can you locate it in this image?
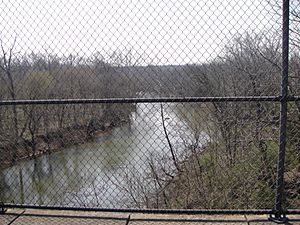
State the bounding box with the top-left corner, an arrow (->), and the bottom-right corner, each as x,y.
0,0 -> 299,213
285,103 -> 300,209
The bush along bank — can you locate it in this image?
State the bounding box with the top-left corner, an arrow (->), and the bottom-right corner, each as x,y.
0,107 -> 134,170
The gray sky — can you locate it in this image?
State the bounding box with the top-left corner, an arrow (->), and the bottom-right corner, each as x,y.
0,0 -> 278,65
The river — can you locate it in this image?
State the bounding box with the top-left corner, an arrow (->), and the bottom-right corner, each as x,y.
0,102 -> 207,208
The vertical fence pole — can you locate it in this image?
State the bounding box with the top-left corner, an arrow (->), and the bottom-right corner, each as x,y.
270,0 -> 290,222
0,201 -> 4,214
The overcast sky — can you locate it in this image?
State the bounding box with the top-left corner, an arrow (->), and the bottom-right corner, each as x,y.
0,0 -> 278,65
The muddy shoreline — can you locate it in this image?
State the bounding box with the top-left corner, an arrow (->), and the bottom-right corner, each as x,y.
0,119 -> 129,170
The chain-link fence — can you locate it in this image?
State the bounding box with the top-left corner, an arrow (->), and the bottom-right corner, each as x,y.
0,0 -> 299,221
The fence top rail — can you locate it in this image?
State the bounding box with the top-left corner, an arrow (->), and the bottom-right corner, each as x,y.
1,96 -> 300,106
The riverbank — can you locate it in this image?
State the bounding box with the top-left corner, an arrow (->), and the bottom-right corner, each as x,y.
0,118 -> 130,170
145,140 -> 300,210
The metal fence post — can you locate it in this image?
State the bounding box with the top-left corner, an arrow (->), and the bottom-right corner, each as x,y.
0,202 -> 5,214
270,0 -> 290,222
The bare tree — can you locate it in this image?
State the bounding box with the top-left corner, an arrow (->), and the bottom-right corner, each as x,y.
223,33 -> 281,184
268,0 -> 300,50
0,37 -> 19,163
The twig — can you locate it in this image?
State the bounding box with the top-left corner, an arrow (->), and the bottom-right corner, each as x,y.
160,103 -> 181,172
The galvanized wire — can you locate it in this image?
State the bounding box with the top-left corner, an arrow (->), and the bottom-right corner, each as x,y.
0,0 -> 299,219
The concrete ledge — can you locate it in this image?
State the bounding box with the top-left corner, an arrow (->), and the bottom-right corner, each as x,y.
1,208 -> 300,224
